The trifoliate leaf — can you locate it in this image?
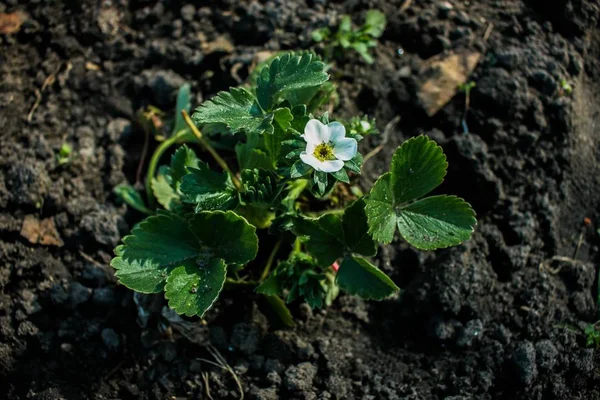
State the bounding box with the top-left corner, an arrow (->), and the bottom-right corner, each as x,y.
111,211 -> 258,303
191,87 -> 273,135
188,211 -> 258,264
114,184 -> 151,214
364,136 -> 476,247
111,213 -> 205,293
336,256 -> 398,300
256,52 -> 329,111
180,163 -> 237,211
164,258 -> 226,317
396,195 -> 476,250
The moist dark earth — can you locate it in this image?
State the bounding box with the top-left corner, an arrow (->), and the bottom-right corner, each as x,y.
1,0 -> 600,399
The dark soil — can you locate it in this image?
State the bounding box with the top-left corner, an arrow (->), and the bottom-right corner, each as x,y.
2,0 -> 600,399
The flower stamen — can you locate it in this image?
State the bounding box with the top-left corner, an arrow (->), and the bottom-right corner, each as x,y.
313,143 -> 334,161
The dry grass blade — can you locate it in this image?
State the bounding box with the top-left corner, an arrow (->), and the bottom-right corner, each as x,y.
202,372 -> 215,400
197,345 -> 244,400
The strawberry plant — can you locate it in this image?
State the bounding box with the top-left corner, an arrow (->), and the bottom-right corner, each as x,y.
111,51 -> 476,323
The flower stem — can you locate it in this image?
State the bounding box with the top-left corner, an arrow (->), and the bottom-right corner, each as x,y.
181,110 -> 243,191
225,278 -> 258,288
145,130 -> 188,206
260,239 -> 282,282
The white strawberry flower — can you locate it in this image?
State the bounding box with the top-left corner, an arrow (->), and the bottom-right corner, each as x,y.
300,119 -> 357,173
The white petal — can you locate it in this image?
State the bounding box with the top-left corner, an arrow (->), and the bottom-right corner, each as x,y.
328,122 -> 346,143
305,141 -> 316,155
300,153 -> 344,172
300,153 -> 322,170
319,159 -> 345,173
303,119 -> 330,145
333,138 -> 357,161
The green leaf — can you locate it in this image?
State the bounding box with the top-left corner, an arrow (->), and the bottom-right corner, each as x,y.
294,214 -> 344,267
364,137 -> 476,247
258,253 -> 335,309
260,295 -> 295,328
191,87 -> 273,135
173,83 -> 191,134
241,169 -> 283,206
342,199 -> 377,257
111,211 -> 258,318
396,195 -> 477,250
256,52 -> 329,111
364,10 -> 386,38
256,274 -> 281,296
114,184 -> 152,215
290,105 -> 310,133
236,132 -> 274,170
344,152 -> 363,174
390,135 -> 447,204
188,211 -> 258,264
151,146 -> 199,211
313,171 -> 328,196
164,258 -> 226,317
290,160 -> 312,178
264,108 -> 294,163
282,179 -> 309,209
294,200 -> 376,266
331,168 -> 349,184
170,145 -> 199,186
180,163 -> 237,211
311,27 -> 330,42
152,170 -> 178,210
339,15 -> 352,34
352,42 -> 374,64
336,256 -> 398,300
364,173 -> 397,243
111,213 -> 202,293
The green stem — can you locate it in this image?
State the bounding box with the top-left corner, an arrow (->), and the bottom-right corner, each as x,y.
225,278 -> 258,288
181,111 -> 243,191
260,239 -> 282,282
144,131 -> 189,206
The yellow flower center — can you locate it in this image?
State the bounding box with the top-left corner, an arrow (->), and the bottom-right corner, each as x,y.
313,143 -> 334,162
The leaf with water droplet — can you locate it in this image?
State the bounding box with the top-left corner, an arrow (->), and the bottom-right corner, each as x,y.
165,258 -> 226,317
